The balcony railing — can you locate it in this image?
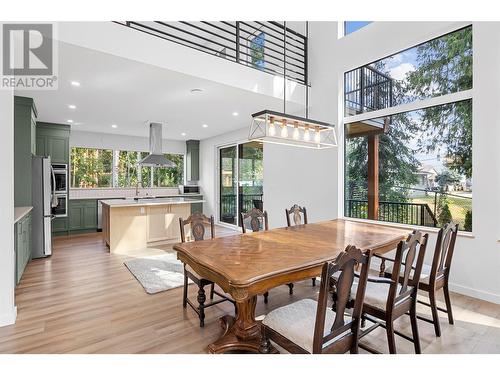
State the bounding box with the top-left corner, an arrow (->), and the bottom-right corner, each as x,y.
221,193 -> 263,220
344,66 -> 393,116
346,199 -> 438,228
115,21 -> 307,84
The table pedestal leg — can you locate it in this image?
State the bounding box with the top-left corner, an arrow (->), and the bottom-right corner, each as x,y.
208,296 -> 278,354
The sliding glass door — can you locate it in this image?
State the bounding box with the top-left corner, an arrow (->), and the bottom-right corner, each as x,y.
219,141 -> 264,227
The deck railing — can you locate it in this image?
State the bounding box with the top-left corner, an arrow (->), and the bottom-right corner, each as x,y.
346,199 -> 438,227
220,193 -> 263,221
115,21 -> 307,84
344,65 -> 393,116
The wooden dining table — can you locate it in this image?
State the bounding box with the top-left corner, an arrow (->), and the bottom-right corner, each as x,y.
174,218 -> 410,354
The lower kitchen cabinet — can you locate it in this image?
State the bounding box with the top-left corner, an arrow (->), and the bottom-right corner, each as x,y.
146,204 -> 189,243
52,217 -> 69,234
69,200 -> 97,232
15,213 -> 32,284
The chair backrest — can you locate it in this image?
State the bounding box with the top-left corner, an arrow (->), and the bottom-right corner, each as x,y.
430,222 -> 459,281
179,212 -> 215,243
312,246 -> 372,354
387,230 -> 428,307
285,204 -> 308,227
240,208 -> 269,233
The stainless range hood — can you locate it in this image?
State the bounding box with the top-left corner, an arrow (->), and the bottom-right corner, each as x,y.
138,122 -> 176,167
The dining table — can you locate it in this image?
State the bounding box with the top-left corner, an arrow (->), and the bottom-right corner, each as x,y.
173,218 -> 410,353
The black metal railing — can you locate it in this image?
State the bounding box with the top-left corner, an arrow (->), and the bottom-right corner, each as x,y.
346,199 -> 438,227
115,21 -> 307,84
344,66 -> 393,116
221,193 -> 263,220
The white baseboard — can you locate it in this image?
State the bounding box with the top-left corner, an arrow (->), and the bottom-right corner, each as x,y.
0,306 -> 17,327
449,283 -> 500,305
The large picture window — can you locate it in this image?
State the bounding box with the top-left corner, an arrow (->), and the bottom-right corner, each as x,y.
70,147 -> 113,188
71,148 -> 184,188
344,26 -> 473,232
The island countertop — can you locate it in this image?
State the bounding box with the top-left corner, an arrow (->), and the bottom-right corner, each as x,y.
100,197 -> 205,208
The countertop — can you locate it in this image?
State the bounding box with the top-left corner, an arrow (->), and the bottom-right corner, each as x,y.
14,206 -> 33,224
101,197 -> 205,207
71,193 -> 202,200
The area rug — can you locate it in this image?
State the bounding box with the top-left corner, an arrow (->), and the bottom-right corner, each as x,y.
124,252 -> 192,294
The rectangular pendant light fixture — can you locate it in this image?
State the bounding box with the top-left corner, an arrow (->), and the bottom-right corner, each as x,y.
249,110 -> 337,149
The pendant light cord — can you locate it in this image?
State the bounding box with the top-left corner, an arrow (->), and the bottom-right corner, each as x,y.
283,21 -> 286,114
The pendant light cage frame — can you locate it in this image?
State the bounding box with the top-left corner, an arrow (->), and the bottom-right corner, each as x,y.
249,110 -> 337,149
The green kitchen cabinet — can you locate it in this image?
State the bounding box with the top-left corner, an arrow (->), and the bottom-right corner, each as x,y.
14,96 -> 38,207
69,200 -> 97,232
15,212 -> 32,284
186,140 -> 200,182
36,122 -> 70,164
52,217 -> 69,235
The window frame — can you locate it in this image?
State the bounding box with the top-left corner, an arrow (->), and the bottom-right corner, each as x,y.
70,146 -> 185,189
341,24 -> 474,233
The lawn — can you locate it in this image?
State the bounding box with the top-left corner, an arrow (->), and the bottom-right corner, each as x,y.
411,194 -> 472,231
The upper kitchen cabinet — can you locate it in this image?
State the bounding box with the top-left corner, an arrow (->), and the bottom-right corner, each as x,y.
36,122 -> 71,164
186,139 -> 200,182
14,96 -> 38,207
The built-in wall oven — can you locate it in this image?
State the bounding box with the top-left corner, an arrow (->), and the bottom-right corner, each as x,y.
52,163 -> 68,193
52,194 -> 67,218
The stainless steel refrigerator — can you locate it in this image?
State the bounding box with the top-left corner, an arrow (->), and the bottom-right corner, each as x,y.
31,155 -> 55,258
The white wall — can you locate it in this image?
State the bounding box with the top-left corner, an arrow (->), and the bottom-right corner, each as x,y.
70,130 -> 186,155
0,89 -> 16,327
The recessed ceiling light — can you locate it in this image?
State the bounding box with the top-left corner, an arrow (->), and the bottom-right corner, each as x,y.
190,88 -> 204,94
67,119 -> 73,123
232,112 -> 239,116
202,124 -> 208,128
111,124 -> 118,128
70,81 -> 80,87
181,132 -> 187,136
68,104 -> 76,109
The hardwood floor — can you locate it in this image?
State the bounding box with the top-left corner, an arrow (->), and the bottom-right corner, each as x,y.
0,231 -> 499,354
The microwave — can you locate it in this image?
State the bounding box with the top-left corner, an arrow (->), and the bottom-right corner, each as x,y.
178,185 -> 200,194
52,163 -> 68,193
52,193 -> 67,218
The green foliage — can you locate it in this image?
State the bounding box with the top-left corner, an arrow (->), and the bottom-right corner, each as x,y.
437,195 -> 453,226
464,209 -> 472,232
71,147 -> 183,188
436,169 -> 461,190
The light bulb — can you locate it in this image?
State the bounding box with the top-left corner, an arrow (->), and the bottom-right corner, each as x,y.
293,126 -> 299,140
314,130 -> 321,143
281,124 -> 288,138
304,128 -> 310,141
269,122 -> 276,136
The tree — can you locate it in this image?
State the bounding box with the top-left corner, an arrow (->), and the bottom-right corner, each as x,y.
438,201 -> 453,227
464,210 -> 472,232
404,27 -> 472,178
436,169 -> 461,190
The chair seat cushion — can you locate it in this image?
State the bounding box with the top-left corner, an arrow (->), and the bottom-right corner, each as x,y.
262,299 -> 344,353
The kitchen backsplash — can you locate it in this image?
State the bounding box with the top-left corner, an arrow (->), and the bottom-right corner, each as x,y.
70,187 -> 181,200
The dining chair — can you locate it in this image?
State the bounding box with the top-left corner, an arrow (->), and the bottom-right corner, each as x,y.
179,212 -> 235,327
378,222 -> 458,337
354,230 -> 428,354
240,208 -> 294,302
259,246 -> 372,354
285,204 -> 317,287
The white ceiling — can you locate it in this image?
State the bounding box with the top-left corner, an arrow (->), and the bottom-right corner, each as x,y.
18,42 -> 303,141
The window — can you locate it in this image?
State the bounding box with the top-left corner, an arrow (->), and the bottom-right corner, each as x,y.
70,147 -> 113,188
344,21 -> 372,36
153,154 -> 184,187
249,32 -> 265,70
71,147 -> 184,188
345,26 -> 472,116
344,26 -> 473,232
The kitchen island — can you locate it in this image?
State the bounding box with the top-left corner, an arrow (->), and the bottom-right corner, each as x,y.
101,197 -> 205,253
